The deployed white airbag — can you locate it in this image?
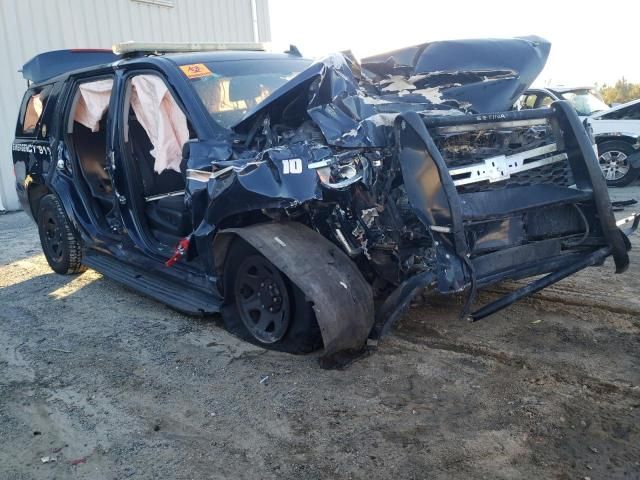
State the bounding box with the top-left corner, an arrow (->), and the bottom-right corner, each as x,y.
130,75 -> 189,173
74,79 -> 114,132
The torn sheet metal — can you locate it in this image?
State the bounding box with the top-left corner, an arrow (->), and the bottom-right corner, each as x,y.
234,53 -> 463,148
233,37 -> 550,149
186,140 -> 328,238
361,36 -> 551,113
183,37 -> 556,295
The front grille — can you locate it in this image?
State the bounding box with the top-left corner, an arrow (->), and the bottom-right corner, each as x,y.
456,160 -> 574,194
432,125 -> 574,193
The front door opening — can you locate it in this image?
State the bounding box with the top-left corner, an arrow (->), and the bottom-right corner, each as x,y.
122,74 -> 195,246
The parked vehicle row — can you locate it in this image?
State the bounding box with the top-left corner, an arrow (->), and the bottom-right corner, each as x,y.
587,99 -> 640,186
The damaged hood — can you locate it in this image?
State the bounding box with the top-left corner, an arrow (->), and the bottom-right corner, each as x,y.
233,36 -> 550,148
361,35 -> 550,114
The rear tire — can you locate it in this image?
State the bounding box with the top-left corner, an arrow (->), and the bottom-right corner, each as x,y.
598,140 -> 639,187
37,194 -> 86,275
221,238 -> 322,354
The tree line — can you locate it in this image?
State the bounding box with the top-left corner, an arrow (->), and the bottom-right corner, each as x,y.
597,77 -> 640,105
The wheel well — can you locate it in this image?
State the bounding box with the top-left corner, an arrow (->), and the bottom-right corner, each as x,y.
212,211 -> 274,272
28,183 -> 51,218
595,135 -> 639,148
212,231 -> 237,278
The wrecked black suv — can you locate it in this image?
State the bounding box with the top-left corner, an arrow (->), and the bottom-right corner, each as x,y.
13,38 -> 638,366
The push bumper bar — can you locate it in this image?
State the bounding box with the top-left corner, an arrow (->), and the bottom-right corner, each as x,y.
372,101 -> 637,337
471,212 -> 638,321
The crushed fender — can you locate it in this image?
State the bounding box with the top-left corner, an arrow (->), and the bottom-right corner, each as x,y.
213,222 -> 374,366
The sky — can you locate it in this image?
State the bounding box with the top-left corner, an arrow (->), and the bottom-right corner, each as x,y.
269,0 -> 639,88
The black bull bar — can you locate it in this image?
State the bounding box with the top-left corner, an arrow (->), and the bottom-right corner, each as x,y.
372,101 -> 638,337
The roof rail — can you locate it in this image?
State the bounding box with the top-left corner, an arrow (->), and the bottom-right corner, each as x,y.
112,41 -> 266,55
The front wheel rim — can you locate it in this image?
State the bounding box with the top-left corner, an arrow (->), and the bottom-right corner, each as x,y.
234,255 -> 291,344
599,150 -> 630,181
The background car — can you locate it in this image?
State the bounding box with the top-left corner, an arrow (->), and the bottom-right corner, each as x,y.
515,86 -> 610,118
586,98 -> 640,186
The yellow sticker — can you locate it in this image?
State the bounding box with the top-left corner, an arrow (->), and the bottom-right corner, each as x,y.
179,63 -> 213,79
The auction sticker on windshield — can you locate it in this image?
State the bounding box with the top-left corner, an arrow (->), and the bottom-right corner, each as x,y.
179,63 -> 213,79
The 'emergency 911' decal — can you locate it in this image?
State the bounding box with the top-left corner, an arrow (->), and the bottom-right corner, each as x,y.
12,143 -> 51,156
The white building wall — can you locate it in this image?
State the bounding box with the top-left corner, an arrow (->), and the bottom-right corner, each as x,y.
0,0 -> 271,211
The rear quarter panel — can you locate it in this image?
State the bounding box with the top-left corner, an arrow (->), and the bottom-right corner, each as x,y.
590,118 -> 640,139
12,82 -> 62,218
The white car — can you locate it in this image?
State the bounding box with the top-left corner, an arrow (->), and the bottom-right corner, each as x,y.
587,99 -> 640,186
516,88 -> 640,186
516,86 -> 610,119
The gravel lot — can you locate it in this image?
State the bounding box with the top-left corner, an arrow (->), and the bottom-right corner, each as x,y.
1,186 -> 639,479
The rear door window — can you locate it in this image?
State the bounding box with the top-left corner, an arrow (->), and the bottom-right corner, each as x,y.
18,86 -> 52,137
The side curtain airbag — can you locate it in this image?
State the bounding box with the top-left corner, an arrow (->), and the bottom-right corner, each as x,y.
130,75 -> 189,173
74,79 -> 113,132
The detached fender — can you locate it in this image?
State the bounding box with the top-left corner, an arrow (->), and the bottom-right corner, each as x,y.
213,222 -> 374,365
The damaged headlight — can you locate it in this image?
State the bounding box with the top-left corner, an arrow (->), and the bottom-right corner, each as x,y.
308,150 -> 366,189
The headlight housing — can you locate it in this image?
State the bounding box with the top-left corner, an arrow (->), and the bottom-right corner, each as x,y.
308,150 -> 366,189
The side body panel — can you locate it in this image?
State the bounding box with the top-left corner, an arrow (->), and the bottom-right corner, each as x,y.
13,82 -> 61,218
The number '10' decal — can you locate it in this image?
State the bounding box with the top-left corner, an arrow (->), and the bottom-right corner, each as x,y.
282,158 -> 303,174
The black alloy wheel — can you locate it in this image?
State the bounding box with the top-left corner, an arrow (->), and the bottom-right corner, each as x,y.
37,194 -> 86,274
221,238 -> 322,353
234,255 -> 291,344
41,208 -> 65,264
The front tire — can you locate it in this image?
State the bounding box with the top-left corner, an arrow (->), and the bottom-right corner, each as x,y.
598,140 -> 639,187
221,238 -> 322,353
37,194 -> 86,275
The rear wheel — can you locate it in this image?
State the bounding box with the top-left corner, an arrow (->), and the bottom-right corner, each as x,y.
221,239 -> 322,353
37,194 -> 86,275
598,141 -> 639,187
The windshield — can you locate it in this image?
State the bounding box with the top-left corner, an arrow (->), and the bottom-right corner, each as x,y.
183,58 -> 312,128
558,89 -> 609,116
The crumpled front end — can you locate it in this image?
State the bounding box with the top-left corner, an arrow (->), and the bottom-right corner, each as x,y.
182,36 -> 637,357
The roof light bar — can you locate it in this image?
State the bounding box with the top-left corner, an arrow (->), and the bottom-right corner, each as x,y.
112,41 -> 265,55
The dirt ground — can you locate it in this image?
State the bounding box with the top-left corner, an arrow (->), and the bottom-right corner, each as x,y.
1,186 -> 639,480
